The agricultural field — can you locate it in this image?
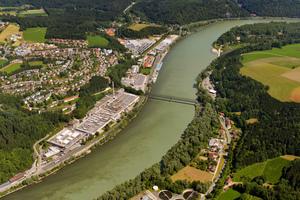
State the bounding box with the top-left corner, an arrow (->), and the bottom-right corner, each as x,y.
19,9 -> 48,17
0,25 -> 22,43
23,27 -> 47,43
87,36 -> 109,47
171,166 -> 213,183
280,154 -> 300,161
240,44 -> 300,102
129,24 -> 150,31
0,62 -> 22,73
233,157 -> 291,184
217,188 -> 241,200
246,118 -> 258,124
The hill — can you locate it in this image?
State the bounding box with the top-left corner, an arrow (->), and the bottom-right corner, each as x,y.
240,44 -> 300,102
233,157 -> 291,184
237,0 -> 300,18
131,0 -> 250,25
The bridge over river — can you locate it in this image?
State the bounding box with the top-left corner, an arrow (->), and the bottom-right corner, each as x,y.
147,93 -> 201,105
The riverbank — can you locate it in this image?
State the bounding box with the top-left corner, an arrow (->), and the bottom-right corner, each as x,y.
3,19 -> 299,200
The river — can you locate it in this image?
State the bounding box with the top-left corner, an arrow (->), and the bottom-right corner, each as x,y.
3,19 -> 299,200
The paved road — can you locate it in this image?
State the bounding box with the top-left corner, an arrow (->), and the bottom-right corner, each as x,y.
219,116 -> 231,144
200,72 -> 231,199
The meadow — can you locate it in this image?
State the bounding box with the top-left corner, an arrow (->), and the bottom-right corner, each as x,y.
0,25 -> 21,43
129,24 -> 150,31
0,59 -> 7,66
19,9 -> 48,17
233,157 -> 291,184
240,44 -> 300,102
87,36 -> 109,47
23,27 -> 47,43
217,188 -> 241,200
29,61 -> 46,67
0,62 -> 22,73
171,166 -> 213,183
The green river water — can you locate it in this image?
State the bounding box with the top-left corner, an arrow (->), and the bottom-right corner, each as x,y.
3,19 -> 299,200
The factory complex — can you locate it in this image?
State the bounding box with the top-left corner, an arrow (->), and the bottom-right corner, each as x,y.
47,89 -> 139,152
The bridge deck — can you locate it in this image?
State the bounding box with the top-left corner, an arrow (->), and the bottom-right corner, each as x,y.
148,93 -> 199,104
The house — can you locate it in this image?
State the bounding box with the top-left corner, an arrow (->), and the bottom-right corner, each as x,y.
9,172 -> 26,183
225,177 -> 232,185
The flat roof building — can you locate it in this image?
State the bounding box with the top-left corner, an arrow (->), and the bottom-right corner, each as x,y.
47,128 -> 85,150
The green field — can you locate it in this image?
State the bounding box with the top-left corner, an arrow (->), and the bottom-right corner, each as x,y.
0,63 -> 22,73
140,68 -> 151,75
242,44 -> 300,68
19,10 -> 48,17
29,61 -> 46,67
240,44 -> 300,102
0,59 -> 7,66
233,157 -> 290,184
129,24 -> 150,31
218,188 -> 241,200
87,36 -> 109,47
23,27 -> 47,43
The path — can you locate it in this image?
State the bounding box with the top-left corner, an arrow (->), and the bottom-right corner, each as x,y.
123,2 -> 135,14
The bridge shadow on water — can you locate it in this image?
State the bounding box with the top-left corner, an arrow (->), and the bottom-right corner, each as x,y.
148,96 -> 197,106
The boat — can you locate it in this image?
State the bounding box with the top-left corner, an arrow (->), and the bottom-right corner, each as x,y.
157,62 -> 163,72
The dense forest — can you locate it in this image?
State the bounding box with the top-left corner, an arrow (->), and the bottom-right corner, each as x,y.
0,94 -> 70,184
116,26 -> 168,39
131,0 -> 250,25
1,0 -> 299,39
238,0 -> 300,17
215,22 -> 300,47
0,0 -> 132,39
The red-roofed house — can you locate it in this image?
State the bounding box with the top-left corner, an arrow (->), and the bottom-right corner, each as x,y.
63,95 -> 78,103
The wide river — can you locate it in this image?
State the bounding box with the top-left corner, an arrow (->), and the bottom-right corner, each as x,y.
3,19 -> 299,200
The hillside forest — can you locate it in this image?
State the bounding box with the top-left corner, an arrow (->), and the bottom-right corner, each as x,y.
0,0 -> 298,39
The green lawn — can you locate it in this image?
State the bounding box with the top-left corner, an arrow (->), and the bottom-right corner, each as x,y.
0,59 -> 7,66
233,157 -> 291,184
218,188 -> 241,200
140,68 -> 151,75
29,61 -> 46,67
1,63 -> 22,73
23,27 -> 47,43
262,157 -> 290,184
87,36 -> 109,47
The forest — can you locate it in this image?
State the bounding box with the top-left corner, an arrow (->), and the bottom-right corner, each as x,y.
237,0 -> 300,18
202,22 -> 300,198
130,0 -> 250,25
0,94 -> 70,184
214,22 -> 300,47
0,0 -> 299,39
116,26 -> 168,39
231,159 -> 300,200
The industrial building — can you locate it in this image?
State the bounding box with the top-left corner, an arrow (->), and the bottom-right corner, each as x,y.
47,128 -> 85,150
76,90 -> 139,135
46,90 -> 139,152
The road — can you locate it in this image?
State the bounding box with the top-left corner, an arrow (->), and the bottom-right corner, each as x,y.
200,72 -> 231,199
123,2 -> 135,14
